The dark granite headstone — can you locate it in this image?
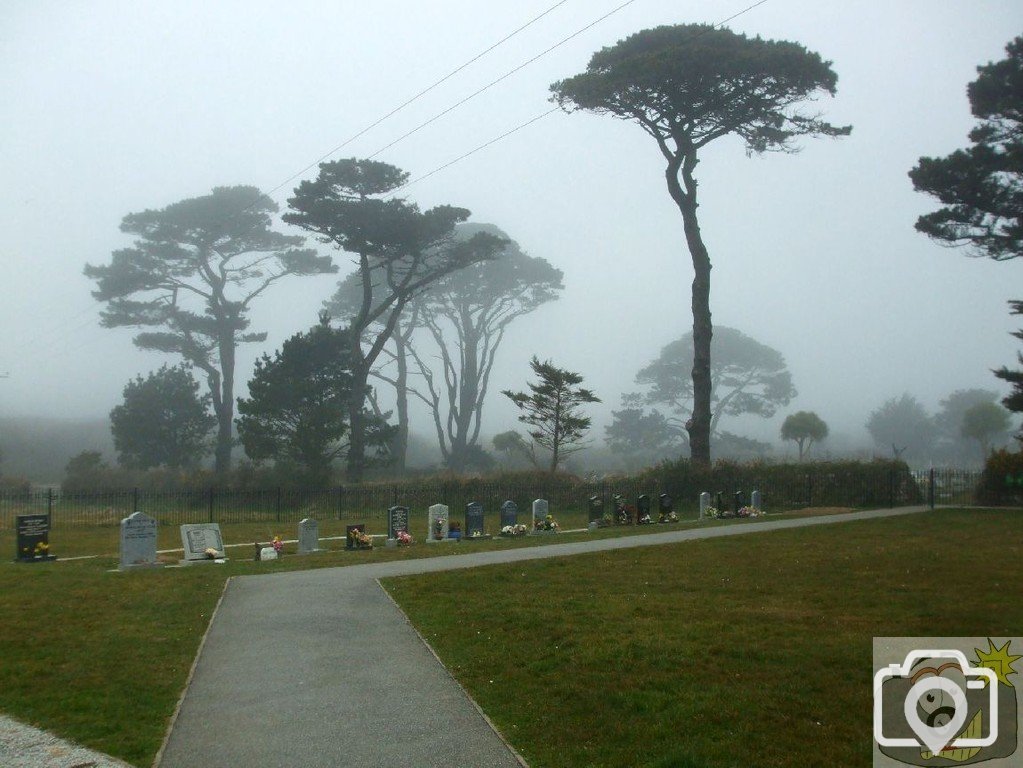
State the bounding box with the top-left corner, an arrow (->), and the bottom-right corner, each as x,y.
16,514 -> 56,562
659,494 -> 673,514
387,506 -> 410,539
636,494 -> 651,524
464,502 -> 484,538
588,494 -> 604,523
733,491 -> 744,512
500,500 -> 518,528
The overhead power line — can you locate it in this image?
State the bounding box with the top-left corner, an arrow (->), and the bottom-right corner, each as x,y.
261,0 -> 573,200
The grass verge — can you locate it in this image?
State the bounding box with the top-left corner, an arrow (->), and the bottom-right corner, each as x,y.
382,508 -> 1021,768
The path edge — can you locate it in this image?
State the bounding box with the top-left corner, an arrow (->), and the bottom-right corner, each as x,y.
151,574 -> 234,768
376,578 -> 531,768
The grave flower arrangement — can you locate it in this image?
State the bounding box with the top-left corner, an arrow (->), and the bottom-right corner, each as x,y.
204,547 -> 223,559
702,506 -> 719,519
500,524 -> 528,536
272,535 -> 284,554
534,514 -> 560,532
737,506 -> 763,518
396,530 -> 413,546
433,517 -> 446,540
33,541 -> 50,557
637,509 -> 653,525
658,510 -> 679,523
612,494 -> 632,525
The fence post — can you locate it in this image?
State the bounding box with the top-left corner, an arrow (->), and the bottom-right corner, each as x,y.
133,487 -> 139,514
276,486 -> 282,523
888,469 -> 895,508
208,487 -> 215,523
928,468 -> 935,510
47,487 -> 53,518
337,486 -> 343,520
805,474 -> 812,507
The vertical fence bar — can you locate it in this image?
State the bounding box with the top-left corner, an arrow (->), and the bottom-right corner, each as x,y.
928,468 -> 935,510
208,487 -> 214,523
133,487 -> 139,514
276,486 -> 282,523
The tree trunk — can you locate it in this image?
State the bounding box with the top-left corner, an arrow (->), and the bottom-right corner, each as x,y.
391,330 -> 410,473
664,150 -> 713,468
214,334 -> 236,474
346,345 -> 369,483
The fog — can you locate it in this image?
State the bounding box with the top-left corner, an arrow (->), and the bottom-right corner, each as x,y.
2,0 -> 1022,472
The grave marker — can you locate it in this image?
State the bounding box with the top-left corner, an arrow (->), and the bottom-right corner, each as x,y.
751,489 -> 762,510
427,504 -> 450,543
636,494 -> 652,524
15,514 -> 56,562
387,506 -> 410,541
464,502 -> 484,539
179,523 -> 225,563
588,494 -> 604,524
531,498 -> 549,529
120,511 -> 161,570
699,492 -> 711,519
345,523 -> 368,550
298,518 -> 321,554
658,493 -> 676,523
500,500 -> 518,528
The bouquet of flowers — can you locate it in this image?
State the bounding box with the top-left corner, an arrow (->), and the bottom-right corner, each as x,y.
658,510 -> 679,523
355,530 -> 373,549
534,514 -> 560,532
637,510 -> 653,525
702,506 -> 719,519
736,506 -> 763,518
613,494 -> 632,525
272,535 -> 284,554
396,530 -> 413,546
433,518 -> 446,540
204,547 -> 222,559
500,524 -> 528,536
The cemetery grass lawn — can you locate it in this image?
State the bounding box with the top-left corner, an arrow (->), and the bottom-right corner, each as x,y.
382,508 -> 1023,768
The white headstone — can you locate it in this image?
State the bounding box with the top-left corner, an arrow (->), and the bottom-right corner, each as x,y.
120,511 -> 161,570
699,492 -> 711,518
298,518 -> 320,554
180,523 -> 225,562
532,498 -> 549,527
259,547 -> 278,561
750,489 -> 762,510
427,504 -> 450,543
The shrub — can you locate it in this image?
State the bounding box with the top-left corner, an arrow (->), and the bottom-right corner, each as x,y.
976,448 -> 1023,505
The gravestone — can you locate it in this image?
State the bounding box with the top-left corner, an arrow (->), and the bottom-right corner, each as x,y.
716,491 -> 724,511
15,514 -> 56,562
588,494 -> 604,524
387,506 -> 410,540
531,498 -> 549,527
636,494 -> 651,524
119,511 -> 161,570
658,493 -> 674,523
733,491 -> 744,512
464,502 -> 484,539
258,546 -> 278,561
345,523 -> 366,551
298,518 -> 321,554
500,500 -> 518,528
427,504 -> 450,543
179,523 -> 224,563
699,492 -> 711,518
751,489 -> 762,510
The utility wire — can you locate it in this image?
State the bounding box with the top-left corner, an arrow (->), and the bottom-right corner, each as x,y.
261,0 -> 572,200
365,0 -> 638,161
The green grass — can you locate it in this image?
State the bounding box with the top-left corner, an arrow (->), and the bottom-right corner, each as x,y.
382,509 -> 1023,768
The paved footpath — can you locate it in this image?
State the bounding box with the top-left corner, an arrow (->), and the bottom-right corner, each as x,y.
157,506 -> 928,768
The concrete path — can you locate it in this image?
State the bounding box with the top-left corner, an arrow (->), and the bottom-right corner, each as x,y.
157,506 -> 929,768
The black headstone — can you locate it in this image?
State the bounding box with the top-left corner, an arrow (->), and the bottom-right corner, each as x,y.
465,502 -> 484,538
588,494 -> 604,523
16,515 -> 55,562
387,506 -> 410,539
734,491 -> 744,512
345,523 -> 366,551
636,494 -> 651,524
716,491 -> 724,511
659,493 -> 673,513
500,500 -> 518,528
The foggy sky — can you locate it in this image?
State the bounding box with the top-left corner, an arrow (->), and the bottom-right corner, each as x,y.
2,0 -> 1022,457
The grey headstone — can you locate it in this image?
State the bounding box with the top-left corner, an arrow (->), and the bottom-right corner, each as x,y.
180,523 -> 224,561
699,492 -> 711,518
260,547 -> 278,561
500,500 -> 518,528
298,518 -> 320,554
427,503 -> 450,543
531,498 -> 549,526
120,511 -> 161,570
465,502 -> 484,538
387,506 -> 410,540
636,494 -> 651,523
751,489 -> 762,510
